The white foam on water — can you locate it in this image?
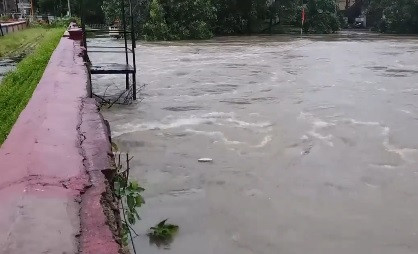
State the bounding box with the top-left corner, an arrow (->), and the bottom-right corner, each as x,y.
382,126 -> 390,136
370,163 -> 397,169
400,109 -> 412,114
202,112 -> 235,119
340,119 -> 417,162
253,135 -> 272,148
299,111 -> 335,147
112,117 -> 213,136
382,132 -> 417,162
227,118 -> 272,128
365,182 -> 379,188
342,118 -> 381,126
301,135 -> 309,141
113,111 -> 272,139
308,131 -> 334,147
313,120 -> 335,128
185,129 -> 244,145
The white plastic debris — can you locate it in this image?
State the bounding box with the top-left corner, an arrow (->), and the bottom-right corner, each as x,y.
198,158 -> 213,163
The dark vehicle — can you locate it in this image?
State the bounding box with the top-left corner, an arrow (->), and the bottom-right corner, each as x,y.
354,21 -> 364,28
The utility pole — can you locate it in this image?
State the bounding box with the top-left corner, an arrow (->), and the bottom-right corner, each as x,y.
30,0 -> 34,16
3,0 -> 8,14
301,0 -> 304,36
67,0 -> 71,16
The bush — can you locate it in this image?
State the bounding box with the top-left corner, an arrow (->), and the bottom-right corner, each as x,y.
213,0 -> 271,35
367,0 -> 418,34
30,17 -> 81,29
143,0 -> 215,40
303,0 -> 340,34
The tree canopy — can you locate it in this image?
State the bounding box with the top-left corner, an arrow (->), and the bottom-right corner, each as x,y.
93,0 -> 418,39
367,0 -> 418,33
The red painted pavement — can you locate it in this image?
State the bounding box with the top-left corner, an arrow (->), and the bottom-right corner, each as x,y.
0,37 -> 120,253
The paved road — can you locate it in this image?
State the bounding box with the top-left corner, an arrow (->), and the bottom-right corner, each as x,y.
93,33 -> 418,254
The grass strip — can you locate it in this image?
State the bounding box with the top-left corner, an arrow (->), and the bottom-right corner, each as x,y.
0,27 -> 54,58
0,28 -> 65,144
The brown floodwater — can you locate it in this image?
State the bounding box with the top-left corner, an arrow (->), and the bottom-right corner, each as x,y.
0,58 -> 18,82
88,32 -> 418,254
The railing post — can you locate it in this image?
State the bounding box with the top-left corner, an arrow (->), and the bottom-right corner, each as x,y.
129,0 -> 137,100
121,0 -> 129,91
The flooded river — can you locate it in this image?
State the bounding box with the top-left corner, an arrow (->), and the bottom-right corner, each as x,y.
0,58 -> 17,82
89,33 -> 418,254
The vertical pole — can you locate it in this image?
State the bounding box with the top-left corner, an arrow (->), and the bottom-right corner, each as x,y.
67,0 -> 71,16
88,66 -> 93,98
301,0 -> 303,36
129,0 -> 137,100
269,5 -> 273,35
80,0 -> 87,49
121,0 -> 129,91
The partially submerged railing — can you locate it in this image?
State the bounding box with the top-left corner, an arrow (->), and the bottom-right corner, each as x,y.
81,0 -> 138,105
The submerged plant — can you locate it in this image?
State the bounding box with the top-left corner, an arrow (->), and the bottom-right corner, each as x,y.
112,144 -> 145,250
148,219 -> 179,247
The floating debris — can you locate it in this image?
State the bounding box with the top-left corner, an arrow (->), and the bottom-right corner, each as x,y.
198,158 -> 213,163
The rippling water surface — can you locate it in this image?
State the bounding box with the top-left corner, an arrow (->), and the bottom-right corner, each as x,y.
0,58 -> 17,82
88,33 -> 418,254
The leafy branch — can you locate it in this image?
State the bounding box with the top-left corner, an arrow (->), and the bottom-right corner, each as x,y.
112,143 -> 144,252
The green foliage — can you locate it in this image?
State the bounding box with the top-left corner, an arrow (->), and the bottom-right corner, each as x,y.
273,0 -> 301,26
37,0 -> 57,14
0,28 -> 65,144
367,0 -> 418,33
303,0 -> 340,34
50,17 -> 81,28
0,15 -> 12,22
112,147 -> 145,246
148,219 -> 179,247
142,0 -> 170,40
36,0 -> 104,23
213,0 -> 273,34
102,0 -> 121,25
114,177 -> 145,224
143,0 -> 215,40
0,28 -> 48,58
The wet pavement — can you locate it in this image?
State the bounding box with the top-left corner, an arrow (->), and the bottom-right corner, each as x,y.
90,33 -> 418,254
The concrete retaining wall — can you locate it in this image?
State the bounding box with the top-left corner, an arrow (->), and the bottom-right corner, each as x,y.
0,37 -> 121,253
0,21 -> 28,36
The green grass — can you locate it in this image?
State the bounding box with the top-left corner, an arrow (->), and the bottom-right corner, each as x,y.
0,28 -> 65,144
0,27 -> 53,58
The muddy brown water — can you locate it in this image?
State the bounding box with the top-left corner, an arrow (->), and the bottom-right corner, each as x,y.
88,33 -> 418,254
0,58 -> 18,82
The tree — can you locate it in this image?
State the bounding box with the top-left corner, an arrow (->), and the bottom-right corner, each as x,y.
212,0 -> 272,34
36,0 -> 104,23
303,0 -> 340,33
102,0 -> 120,24
143,0 -> 215,40
367,0 -> 418,33
142,0 -> 169,40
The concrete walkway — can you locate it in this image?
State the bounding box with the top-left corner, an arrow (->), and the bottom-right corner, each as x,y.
0,37 -> 119,253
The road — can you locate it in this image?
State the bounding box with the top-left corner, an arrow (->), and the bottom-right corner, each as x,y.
90,33 -> 418,254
